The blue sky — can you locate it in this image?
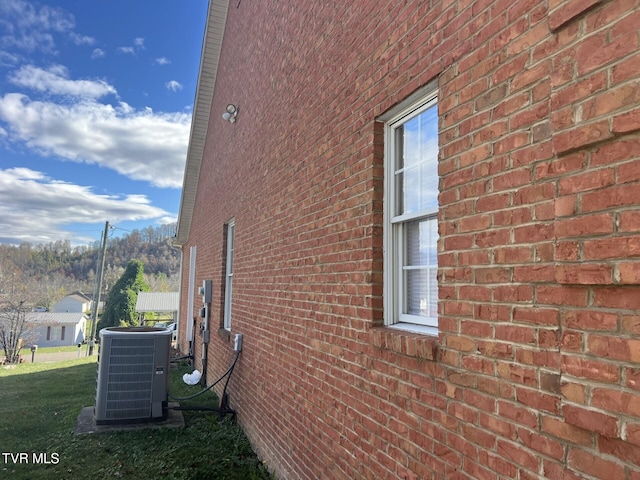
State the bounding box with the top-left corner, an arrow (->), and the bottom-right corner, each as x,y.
0,0 -> 208,245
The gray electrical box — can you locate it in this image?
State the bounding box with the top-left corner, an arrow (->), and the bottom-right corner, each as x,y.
199,279 -> 212,304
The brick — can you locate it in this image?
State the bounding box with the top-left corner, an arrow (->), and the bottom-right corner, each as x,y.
513,223 -> 553,243
513,307 -> 558,326
542,462 -> 586,480
475,193 -> 511,213
513,182 -> 555,205
517,347 -> 561,369
554,195 -> 578,217
599,436 -> 640,467
494,131 -> 532,156
541,415 -> 593,445
613,52 -> 640,85
587,335 -> 640,363
519,428 -> 565,460
582,82 -> 640,122
555,241 -> 579,262
622,317 -> 640,336
582,184 -> 640,212
563,405 -> 619,437
475,83 -> 509,111
474,266 -> 512,284
493,284 -> 534,303
512,61 -> 551,92
495,324 -> 536,344
594,287 -> 640,309
627,423 -> 640,447
555,264 -> 613,285
577,32 -> 639,76
560,381 -> 587,404
548,0 -> 603,31
493,246 -> 533,264
458,213 -> 491,233
613,108 -> 640,134
535,152 -> 586,180
496,400 -> 536,429
536,285 -> 589,306
562,355 -> 620,383
477,340 -> 514,358
591,138 -> 640,166
551,71 -> 607,110
617,262 -> 640,284
552,120 -> 613,155
561,330 -> 583,352
567,445 -> 626,479
460,144 -> 492,167
558,168 -> 615,195
592,388 -> 640,418
561,310 -> 618,331
618,160 -> 640,184
554,213 -> 613,238
495,439 -> 541,472
584,237 -> 640,260
493,207 -> 532,227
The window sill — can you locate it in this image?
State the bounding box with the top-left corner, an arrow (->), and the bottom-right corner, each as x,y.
369,325 -> 439,361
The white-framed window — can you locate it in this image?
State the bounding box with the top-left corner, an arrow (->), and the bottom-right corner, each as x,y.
223,219 -> 235,331
383,88 -> 439,335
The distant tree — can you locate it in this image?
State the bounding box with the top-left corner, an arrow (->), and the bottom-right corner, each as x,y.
0,300 -> 32,364
99,260 -> 150,329
0,273 -> 45,363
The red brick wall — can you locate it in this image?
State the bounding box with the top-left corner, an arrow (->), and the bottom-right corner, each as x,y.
179,0 -> 640,478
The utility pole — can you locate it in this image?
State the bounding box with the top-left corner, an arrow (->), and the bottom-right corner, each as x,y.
88,221 -> 109,356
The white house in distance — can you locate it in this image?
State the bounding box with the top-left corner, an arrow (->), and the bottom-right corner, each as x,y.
52,291 -> 92,314
26,312 -> 87,347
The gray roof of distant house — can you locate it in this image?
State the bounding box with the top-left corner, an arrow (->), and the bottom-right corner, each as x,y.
26,312 -> 87,324
135,292 -> 179,313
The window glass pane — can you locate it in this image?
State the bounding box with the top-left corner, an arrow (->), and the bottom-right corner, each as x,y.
405,218 -> 437,266
228,224 -> 234,275
403,217 -> 437,318
394,103 -> 439,217
405,269 -> 437,317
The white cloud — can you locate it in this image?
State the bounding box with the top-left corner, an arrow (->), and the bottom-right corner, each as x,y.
165,80 -> 183,92
0,92 -> 190,188
70,33 -> 95,46
91,48 -> 105,59
0,0 -> 92,54
0,167 -> 171,245
117,37 -> 145,55
9,64 -> 117,99
155,57 -> 170,66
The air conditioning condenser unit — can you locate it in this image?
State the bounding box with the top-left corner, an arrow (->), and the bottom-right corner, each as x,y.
94,327 -> 172,425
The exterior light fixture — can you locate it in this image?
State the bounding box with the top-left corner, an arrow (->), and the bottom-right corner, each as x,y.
222,104 -> 238,123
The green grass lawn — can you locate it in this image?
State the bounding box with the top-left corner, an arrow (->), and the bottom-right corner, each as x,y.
27,344 -> 85,354
0,357 -> 271,480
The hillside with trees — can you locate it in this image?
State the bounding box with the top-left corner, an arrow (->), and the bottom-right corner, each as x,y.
0,224 -> 180,310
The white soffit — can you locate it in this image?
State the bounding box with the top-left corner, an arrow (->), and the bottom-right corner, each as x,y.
174,0 -> 229,247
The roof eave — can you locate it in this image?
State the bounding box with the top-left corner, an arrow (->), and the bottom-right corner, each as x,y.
174,0 -> 229,248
